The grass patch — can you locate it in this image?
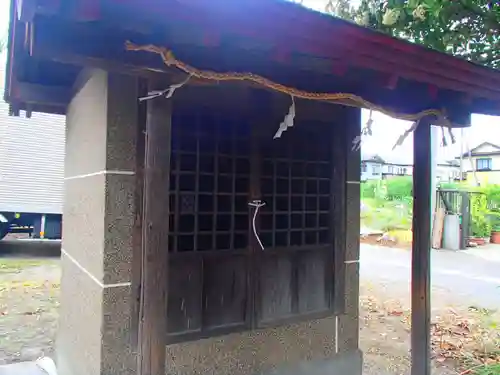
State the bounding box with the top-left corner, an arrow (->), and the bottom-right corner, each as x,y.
0,273 -> 60,362
0,280 -> 60,291
473,364 -> 500,375
360,198 -> 413,234
470,363 -> 500,375
0,258 -> 52,274
453,307 -> 500,374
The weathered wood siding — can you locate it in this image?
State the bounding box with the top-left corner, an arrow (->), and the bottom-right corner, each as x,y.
166,90 -> 339,343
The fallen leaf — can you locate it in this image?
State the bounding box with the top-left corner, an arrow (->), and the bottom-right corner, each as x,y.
388,310 -> 404,316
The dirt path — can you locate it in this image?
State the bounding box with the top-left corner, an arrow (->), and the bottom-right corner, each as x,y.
0,257 -> 60,364
360,282 -> 458,375
0,257 -> 497,374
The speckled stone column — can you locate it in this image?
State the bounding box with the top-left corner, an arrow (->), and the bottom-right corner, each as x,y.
338,107 -> 362,354
57,68 -> 138,375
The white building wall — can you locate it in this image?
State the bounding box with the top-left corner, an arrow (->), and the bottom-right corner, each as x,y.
0,60 -> 66,214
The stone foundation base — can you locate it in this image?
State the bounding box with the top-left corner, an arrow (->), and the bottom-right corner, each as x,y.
259,350 -> 363,375
166,317 -> 362,375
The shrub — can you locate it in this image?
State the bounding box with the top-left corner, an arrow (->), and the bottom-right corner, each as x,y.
360,177 -> 414,232
361,180 -> 377,199
482,185 -> 500,209
385,176 -> 413,201
470,192 -> 492,238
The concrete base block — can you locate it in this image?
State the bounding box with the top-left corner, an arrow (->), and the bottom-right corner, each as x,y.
259,350 -> 363,375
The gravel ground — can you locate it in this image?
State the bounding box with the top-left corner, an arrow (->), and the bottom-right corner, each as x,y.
0,256 -> 493,374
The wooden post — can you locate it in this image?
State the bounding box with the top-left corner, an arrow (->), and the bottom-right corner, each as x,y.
411,117 -> 432,375
137,80 -> 172,375
331,109 -> 348,315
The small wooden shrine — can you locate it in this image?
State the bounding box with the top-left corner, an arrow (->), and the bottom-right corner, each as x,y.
5,0 -> 500,375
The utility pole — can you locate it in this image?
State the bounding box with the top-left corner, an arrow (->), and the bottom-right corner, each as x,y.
430,125 -> 439,232
463,129 -> 479,186
459,128 -> 464,182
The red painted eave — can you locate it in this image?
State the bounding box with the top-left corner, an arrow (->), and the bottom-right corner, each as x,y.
24,0 -> 500,91
92,0 -> 500,102
7,0 -> 500,112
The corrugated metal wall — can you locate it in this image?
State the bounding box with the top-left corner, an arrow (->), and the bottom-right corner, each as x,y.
0,59 -> 66,214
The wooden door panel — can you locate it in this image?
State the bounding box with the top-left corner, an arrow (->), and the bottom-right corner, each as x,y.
203,256 -> 248,329
167,257 -> 203,337
258,255 -> 293,322
297,250 -> 329,314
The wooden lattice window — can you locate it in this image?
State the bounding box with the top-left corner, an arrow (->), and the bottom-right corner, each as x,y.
168,109 -> 251,253
259,132 -> 331,248
166,102 -> 337,342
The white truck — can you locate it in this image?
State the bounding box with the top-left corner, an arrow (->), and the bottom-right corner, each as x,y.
0,59 -> 65,239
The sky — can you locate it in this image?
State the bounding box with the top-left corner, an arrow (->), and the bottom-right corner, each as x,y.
0,0 -> 7,38
0,0 -> 498,164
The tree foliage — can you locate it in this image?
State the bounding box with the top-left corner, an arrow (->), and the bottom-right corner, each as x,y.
325,0 -> 500,69
385,176 -> 413,201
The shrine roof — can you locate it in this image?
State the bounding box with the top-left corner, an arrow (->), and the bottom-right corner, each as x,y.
5,0 -> 500,122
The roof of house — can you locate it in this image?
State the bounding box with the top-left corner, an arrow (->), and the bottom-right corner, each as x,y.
5,0 -> 500,121
363,150 -> 460,167
470,141 -> 500,152
457,141 -> 500,158
443,159 -> 460,167
362,154 -> 385,164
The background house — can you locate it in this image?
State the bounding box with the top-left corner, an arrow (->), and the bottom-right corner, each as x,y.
361,153 -> 459,182
436,160 -> 462,183
361,154 -> 413,181
456,142 -> 500,185
361,154 -> 384,181
382,163 -> 412,179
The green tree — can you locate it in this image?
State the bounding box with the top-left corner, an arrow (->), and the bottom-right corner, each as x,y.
325,0 -> 500,69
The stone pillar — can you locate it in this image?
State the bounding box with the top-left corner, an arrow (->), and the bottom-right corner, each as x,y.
57,69 -> 138,375
338,107 -> 362,354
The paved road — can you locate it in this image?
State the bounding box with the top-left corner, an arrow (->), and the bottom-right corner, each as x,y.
361,244 -> 500,310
